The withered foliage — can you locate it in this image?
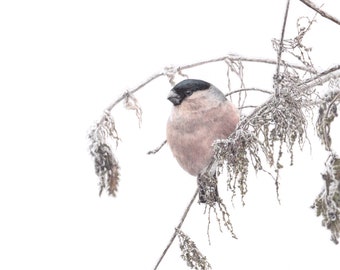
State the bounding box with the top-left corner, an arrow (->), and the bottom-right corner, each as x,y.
124,91 -> 143,127
88,92 -> 142,196
194,164 -> 238,245
177,229 -> 212,270
317,86 -> 339,151
213,66 -> 312,204
205,198 -> 237,245
204,17 -> 318,207
313,85 -> 340,244
313,154 -> 340,244
88,111 -> 120,196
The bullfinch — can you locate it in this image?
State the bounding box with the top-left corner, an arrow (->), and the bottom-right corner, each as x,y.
166,79 -> 240,203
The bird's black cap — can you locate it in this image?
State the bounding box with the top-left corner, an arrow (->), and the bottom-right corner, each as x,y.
168,79 -> 211,105
173,79 -> 210,93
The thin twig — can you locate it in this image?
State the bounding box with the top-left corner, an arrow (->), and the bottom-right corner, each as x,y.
239,105 -> 258,110
147,140 -> 167,155
298,65 -> 340,90
275,0 -> 291,97
299,0 -> 340,26
225,88 -> 272,97
179,54 -> 315,74
153,189 -> 199,270
299,65 -> 340,86
326,92 -> 340,117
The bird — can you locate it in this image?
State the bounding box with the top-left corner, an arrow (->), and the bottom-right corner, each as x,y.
166,79 -> 240,204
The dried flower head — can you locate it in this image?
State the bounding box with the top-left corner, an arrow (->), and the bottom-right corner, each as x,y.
177,229 -> 212,270
312,154 -> 340,244
89,112 -> 120,196
313,83 -> 340,244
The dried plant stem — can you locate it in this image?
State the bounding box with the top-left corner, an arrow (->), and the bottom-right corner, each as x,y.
275,0 -> 290,97
299,0 -> 340,26
225,88 -> 272,97
239,105 -> 258,110
180,55 -> 315,74
147,140 -> 167,155
153,189 -> 199,270
298,65 -> 340,90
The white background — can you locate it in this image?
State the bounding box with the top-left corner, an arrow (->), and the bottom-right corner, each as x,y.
1,0 -> 340,269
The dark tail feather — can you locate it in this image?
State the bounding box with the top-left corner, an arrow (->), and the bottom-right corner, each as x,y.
197,173 -> 219,204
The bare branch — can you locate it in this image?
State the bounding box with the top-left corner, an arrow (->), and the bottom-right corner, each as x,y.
179,54 -> 315,74
239,105 -> 258,110
154,189 -> 199,270
275,0 -> 291,97
147,140 -> 167,155
298,65 -> 340,90
225,88 -> 272,98
326,92 -> 340,117
299,0 -> 340,26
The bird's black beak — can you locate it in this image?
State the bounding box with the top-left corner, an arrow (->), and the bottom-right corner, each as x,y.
167,90 -> 182,106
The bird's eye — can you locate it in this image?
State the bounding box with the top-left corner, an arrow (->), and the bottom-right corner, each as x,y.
185,90 -> 192,96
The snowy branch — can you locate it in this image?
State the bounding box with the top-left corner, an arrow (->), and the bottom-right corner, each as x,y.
154,189 -> 199,270
299,0 -> 340,26
275,0 -> 291,97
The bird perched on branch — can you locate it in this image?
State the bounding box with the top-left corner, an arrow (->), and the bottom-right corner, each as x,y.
166,79 -> 240,203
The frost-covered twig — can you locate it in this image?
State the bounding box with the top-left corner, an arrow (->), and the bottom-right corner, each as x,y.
298,65 -> 340,90
299,0 -> 340,26
225,88 -> 272,97
275,0 -> 291,97
154,189 -> 199,270
179,55 -> 315,74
